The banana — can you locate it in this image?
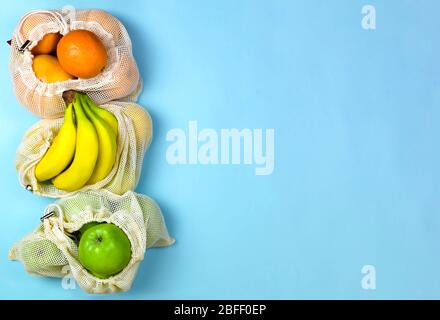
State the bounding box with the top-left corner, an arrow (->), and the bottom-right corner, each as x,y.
52,95 -> 99,191
35,104 -> 76,182
84,95 -> 118,137
79,93 -> 118,184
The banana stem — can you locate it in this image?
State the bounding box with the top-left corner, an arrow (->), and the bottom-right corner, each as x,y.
62,90 -> 79,106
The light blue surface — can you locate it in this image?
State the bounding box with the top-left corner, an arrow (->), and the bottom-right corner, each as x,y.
1,0 -> 440,299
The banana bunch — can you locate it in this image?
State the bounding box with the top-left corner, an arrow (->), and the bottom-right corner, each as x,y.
35,93 -> 118,192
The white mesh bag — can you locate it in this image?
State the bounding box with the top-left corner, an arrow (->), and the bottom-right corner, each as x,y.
8,190 -> 175,294
15,101 -> 152,198
9,9 -> 140,118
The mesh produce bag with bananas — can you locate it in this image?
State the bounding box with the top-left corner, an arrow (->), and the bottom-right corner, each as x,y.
9,190 -> 174,294
16,91 -> 152,198
9,9 -> 140,118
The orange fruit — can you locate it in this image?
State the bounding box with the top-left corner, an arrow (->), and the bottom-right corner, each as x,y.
31,32 -> 62,55
32,55 -> 75,83
102,51 -> 139,100
57,29 -> 108,79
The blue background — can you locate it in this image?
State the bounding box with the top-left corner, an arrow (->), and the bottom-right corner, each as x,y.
1,0 -> 440,299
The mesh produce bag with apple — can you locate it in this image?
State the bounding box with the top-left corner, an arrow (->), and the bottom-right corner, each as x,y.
15,95 -> 153,198
9,8 -> 141,118
8,190 -> 174,294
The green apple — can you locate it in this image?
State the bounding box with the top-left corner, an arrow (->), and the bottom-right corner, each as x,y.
78,223 -> 132,279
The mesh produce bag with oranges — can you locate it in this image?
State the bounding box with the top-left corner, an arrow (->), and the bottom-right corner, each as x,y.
9,190 -> 174,294
9,9 -> 141,118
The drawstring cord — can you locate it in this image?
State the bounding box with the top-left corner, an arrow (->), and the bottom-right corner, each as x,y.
14,10 -> 69,48
42,203 -> 65,238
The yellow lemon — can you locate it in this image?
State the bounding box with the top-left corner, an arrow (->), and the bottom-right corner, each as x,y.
123,103 -> 152,149
32,55 -> 75,83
